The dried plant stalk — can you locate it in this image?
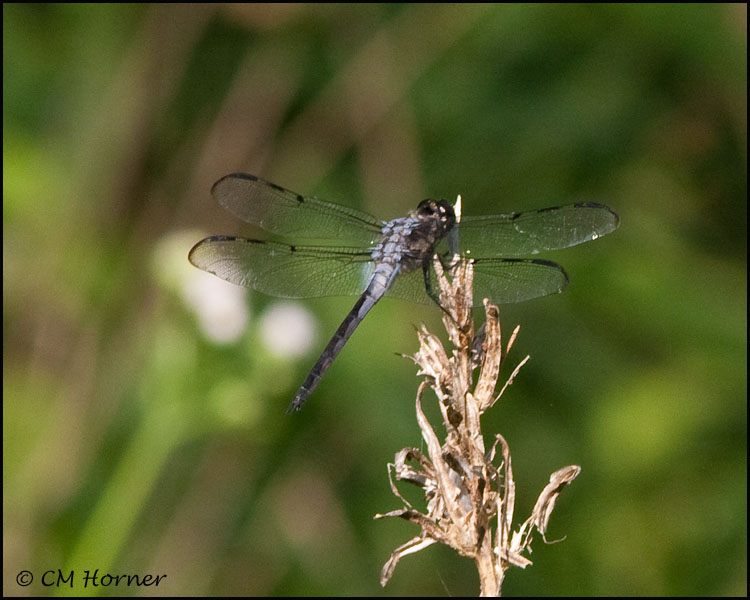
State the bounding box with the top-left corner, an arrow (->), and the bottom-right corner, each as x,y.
375,257 -> 581,596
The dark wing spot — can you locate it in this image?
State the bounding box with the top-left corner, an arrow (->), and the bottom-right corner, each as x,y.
529,258 -> 570,284
234,173 -> 259,182
573,201 -> 608,209
528,257 -> 563,268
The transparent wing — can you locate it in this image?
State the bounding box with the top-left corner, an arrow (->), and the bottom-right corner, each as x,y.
212,173 -> 383,245
382,269 -> 433,304
189,236 -> 375,298
471,258 -> 569,304
457,202 -> 619,257
381,258 -> 569,306
190,237 -> 569,305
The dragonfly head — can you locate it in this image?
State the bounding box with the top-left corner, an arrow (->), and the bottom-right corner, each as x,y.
416,199 -> 456,234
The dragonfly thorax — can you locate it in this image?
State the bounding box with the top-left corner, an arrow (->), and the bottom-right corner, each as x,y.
369,199 -> 456,274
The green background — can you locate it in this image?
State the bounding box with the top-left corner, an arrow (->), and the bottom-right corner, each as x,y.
4,3 -> 746,596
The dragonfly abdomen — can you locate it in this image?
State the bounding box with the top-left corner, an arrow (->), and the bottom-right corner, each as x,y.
286,262 -> 401,413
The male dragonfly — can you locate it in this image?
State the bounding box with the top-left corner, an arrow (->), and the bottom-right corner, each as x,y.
189,173 -> 619,412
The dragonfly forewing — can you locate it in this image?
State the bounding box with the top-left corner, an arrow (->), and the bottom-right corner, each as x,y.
457,202 -> 620,257
212,173 -> 383,245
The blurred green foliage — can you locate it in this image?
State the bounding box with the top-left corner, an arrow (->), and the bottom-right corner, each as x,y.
4,4 -> 746,596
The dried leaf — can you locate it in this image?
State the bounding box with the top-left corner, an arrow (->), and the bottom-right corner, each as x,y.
532,465 -> 581,542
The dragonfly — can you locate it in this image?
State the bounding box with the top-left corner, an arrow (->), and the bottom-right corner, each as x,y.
189,173 -> 619,413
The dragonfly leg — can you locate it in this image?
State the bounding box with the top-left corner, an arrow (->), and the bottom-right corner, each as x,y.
422,262 -> 455,320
